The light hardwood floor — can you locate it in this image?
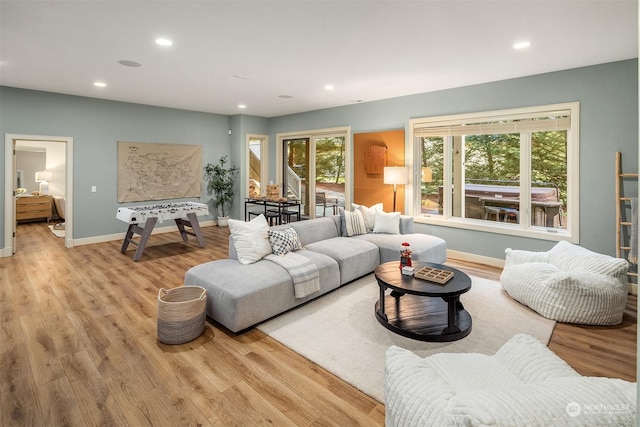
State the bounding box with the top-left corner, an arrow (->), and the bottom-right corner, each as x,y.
1,222 -> 636,426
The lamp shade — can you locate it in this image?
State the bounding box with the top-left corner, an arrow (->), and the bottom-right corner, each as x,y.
35,171 -> 52,182
384,166 -> 408,185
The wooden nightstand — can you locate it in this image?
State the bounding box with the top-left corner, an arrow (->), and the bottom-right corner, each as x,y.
16,195 -> 53,222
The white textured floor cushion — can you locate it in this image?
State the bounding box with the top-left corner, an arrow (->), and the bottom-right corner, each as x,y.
384,334 -> 636,426
500,241 -> 629,325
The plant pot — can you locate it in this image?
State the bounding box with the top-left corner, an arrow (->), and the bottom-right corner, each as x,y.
217,216 -> 229,227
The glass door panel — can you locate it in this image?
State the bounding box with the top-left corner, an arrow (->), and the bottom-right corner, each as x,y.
314,136 -> 345,217
248,137 -> 263,197
283,138 -> 309,216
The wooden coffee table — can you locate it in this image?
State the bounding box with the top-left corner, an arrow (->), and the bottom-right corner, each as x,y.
374,261 -> 472,342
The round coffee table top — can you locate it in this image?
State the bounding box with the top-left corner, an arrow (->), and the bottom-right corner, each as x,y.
374,261 -> 471,297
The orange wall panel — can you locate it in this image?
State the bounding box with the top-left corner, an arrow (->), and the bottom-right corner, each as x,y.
353,129 -> 405,213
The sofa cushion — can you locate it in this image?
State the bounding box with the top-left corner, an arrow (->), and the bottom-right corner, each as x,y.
354,233 -> 447,264
228,214 -> 272,264
274,216 -> 339,246
184,252 -> 340,332
306,237 -> 380,284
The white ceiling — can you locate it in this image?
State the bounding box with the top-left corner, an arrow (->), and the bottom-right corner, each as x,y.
1,0 -> 637,118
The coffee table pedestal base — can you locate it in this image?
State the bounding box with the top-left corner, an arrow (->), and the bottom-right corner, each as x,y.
375,293 -> 472,342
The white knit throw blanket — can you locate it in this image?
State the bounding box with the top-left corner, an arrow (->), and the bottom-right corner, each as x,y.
265,252 -> 320,298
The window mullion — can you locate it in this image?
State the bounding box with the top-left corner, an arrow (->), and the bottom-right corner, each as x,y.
520,132 -> 532,229
443,136 -> 453,220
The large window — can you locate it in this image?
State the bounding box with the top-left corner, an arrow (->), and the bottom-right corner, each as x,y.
411,103 -> 579,241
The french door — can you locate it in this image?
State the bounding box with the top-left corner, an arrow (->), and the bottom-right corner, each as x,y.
278,127 -> 350,219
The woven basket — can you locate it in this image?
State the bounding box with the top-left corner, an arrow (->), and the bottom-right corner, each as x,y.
157,286 -> 207,345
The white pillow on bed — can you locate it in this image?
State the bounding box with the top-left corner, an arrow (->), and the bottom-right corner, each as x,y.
228,214 -> 272,264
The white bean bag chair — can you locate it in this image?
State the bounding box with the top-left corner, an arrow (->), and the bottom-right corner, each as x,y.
384,334 -> 636,427
500,241 -> 629,325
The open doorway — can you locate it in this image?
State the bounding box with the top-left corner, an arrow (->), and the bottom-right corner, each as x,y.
4,134 -> 74,256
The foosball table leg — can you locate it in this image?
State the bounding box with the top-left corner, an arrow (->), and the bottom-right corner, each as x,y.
120,217 -> 158,261
120,225 -> 136,254
133,218 -> 157,261
174,213 -> 206,248
186,212 -> 206,248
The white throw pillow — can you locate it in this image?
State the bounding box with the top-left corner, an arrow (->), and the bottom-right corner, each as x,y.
373,210 -> 401,234
352,202 -> 383,232
343,209 -> 367,237
228,214 -> 272,264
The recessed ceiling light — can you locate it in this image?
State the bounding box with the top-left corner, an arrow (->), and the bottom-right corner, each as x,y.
324,84 -> 335,91
94,82 -> 107,88
513,41 -> 531,50
238,104 -> 247,109
156,38 -> 173,46
118,60 -> 142,67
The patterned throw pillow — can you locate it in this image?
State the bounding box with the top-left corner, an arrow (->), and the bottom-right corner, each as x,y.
343,209 -> 367,237
352,202 -> 383,232
268,227 -> 303,256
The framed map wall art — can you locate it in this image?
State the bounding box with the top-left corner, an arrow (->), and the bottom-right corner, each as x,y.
117,141 -> 202,203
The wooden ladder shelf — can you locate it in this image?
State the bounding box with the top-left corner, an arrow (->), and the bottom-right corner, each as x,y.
615,152 -> 638,288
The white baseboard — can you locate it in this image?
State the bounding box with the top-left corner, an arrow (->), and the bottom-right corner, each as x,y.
71,220 -> 216,247
1,220 -> 218,256
447,249 -> 505,268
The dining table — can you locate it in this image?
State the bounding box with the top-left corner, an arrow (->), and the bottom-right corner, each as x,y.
244,197 -> 302,225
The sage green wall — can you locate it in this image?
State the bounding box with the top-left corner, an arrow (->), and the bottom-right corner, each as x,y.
0,87 -> 231,243
268,60 -> 639,259
1,60 -> 637,260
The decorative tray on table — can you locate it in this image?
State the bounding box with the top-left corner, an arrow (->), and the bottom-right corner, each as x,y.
414,266 -> 454,285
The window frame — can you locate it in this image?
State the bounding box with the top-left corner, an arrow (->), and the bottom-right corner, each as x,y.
409,102 -> 579,243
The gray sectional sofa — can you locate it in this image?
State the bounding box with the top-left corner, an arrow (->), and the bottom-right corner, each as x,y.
184,214 -> 446,333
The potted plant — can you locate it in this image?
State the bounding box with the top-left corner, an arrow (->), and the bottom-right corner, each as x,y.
203,155 -> 239,226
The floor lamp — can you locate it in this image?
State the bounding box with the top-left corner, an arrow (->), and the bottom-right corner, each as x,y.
384,166 -> 408,212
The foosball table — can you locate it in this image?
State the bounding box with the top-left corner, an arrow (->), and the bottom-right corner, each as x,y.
116,202 -> 209,261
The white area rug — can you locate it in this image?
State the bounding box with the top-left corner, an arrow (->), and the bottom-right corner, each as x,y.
48,224 -> 65,238
258,274 -> 556,402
